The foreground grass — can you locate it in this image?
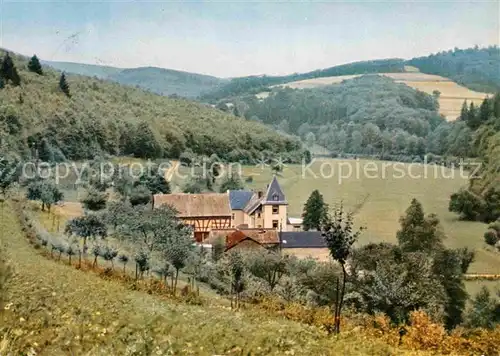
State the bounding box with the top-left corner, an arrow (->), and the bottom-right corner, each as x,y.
0,203 -> 431,355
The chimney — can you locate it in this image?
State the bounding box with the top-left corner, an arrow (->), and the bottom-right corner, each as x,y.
258,191 -> 263,198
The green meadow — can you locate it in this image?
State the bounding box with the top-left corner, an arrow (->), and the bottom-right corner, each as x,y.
239,159 -> 497,274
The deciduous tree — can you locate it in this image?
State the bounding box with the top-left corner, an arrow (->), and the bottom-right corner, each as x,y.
245,250 -> 287,291
65,213 -> 107,254
81,188 -> 108,211
322,203 -> 364,333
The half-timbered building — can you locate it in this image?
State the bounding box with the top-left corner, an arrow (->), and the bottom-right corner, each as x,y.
153,193 -> 232,242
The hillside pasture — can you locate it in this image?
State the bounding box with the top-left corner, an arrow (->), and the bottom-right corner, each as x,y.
266,72 -> 491,121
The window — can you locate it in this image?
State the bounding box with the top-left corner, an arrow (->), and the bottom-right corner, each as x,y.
232,213 -> 235,220
272,206 -> 279,214
272,220 -> 279,228
272,193 -> 279,201
257,212 -> 261,218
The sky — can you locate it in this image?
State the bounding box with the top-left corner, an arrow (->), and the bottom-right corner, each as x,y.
0,1 -> 498,78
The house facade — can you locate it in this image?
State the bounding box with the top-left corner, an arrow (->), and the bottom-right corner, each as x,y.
154,176 -> 304,243
229,176 -> 289,231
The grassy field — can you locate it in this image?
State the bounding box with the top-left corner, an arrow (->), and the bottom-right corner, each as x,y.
266,72 -> 491,121
57,158 -> 499,275
1,202 -> 437,355
238,159 -> 498,274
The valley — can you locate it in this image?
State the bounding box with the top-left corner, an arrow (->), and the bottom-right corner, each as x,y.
1,36 -> 500,355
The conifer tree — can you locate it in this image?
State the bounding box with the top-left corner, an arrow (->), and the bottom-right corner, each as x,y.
0,53 -> 21,86
478,97 -> 491,124
397,198 -> 444,253
460,100 -> 468,121
59,73 -> 70,97
302,189 -> 329,231
28,55 -> 43,75
467,102 -> 480,129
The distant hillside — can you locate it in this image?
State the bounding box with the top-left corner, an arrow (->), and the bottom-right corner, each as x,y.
202,46 -> 499,102
408,46 -> 500,93
0,50 -> 305,163
107,67 -> 227,98
40,60 -> 123,79
200,59 -> 406,102
43,60 -> 227,98
265,72 -> 491,121
232,75 -> 475,158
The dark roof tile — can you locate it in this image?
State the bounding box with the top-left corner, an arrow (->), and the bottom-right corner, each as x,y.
229,190 -> 254,210
281,231 -> 327,248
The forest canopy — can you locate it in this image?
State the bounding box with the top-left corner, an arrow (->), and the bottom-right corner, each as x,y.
233,75 -> 470,158
0,49 -> 306,163
407,46 -> 500,93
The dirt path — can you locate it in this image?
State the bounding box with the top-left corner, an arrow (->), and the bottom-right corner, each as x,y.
0,202 -> 419,356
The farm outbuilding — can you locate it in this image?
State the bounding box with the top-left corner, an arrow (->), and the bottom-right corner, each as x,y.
281,231 -> 329,261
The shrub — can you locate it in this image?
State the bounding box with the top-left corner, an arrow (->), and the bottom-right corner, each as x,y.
484,229 -> 499,246
129,185 -> 151,206
449,189 -> 485,221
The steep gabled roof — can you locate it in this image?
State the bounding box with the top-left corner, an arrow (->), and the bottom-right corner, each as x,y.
243,176 -> 287,214
153,193 -> 231,217
229,190 -> 254,210
263,176 -> 287,204
243,193 -> 262,214
281,231 -> 327,248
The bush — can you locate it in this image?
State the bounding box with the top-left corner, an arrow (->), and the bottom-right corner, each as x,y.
449,189 -> 485,221
484,229 -> 499,246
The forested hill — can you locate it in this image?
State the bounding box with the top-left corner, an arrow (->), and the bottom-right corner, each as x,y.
200,59 -> 405,102
408,46 -> 500,93
202,46 -> 499,102
469,95 -> 500,194
231,75 -> 473,159
448,93 -> 500,223
106,67 -> 226,98
42,60 -> 227,98
0,50 -> 305,163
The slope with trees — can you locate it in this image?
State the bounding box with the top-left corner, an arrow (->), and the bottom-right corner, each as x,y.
201,59 -> 405,102
449,94 -> 500,223
0,49 -> 306,163
235,75 -> 472,158
408,46 -> 500,93
43,60 -> 228,98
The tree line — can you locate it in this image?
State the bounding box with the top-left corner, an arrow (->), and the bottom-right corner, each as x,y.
200,59 -> 406,102
449,94 -> 500,224
408,46 -> 500,93
225,75 -> 479,160
0,49 -> 307,164
202,46 -> 499,103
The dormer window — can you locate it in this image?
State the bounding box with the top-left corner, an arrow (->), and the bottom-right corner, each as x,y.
272,193 -> 279,201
